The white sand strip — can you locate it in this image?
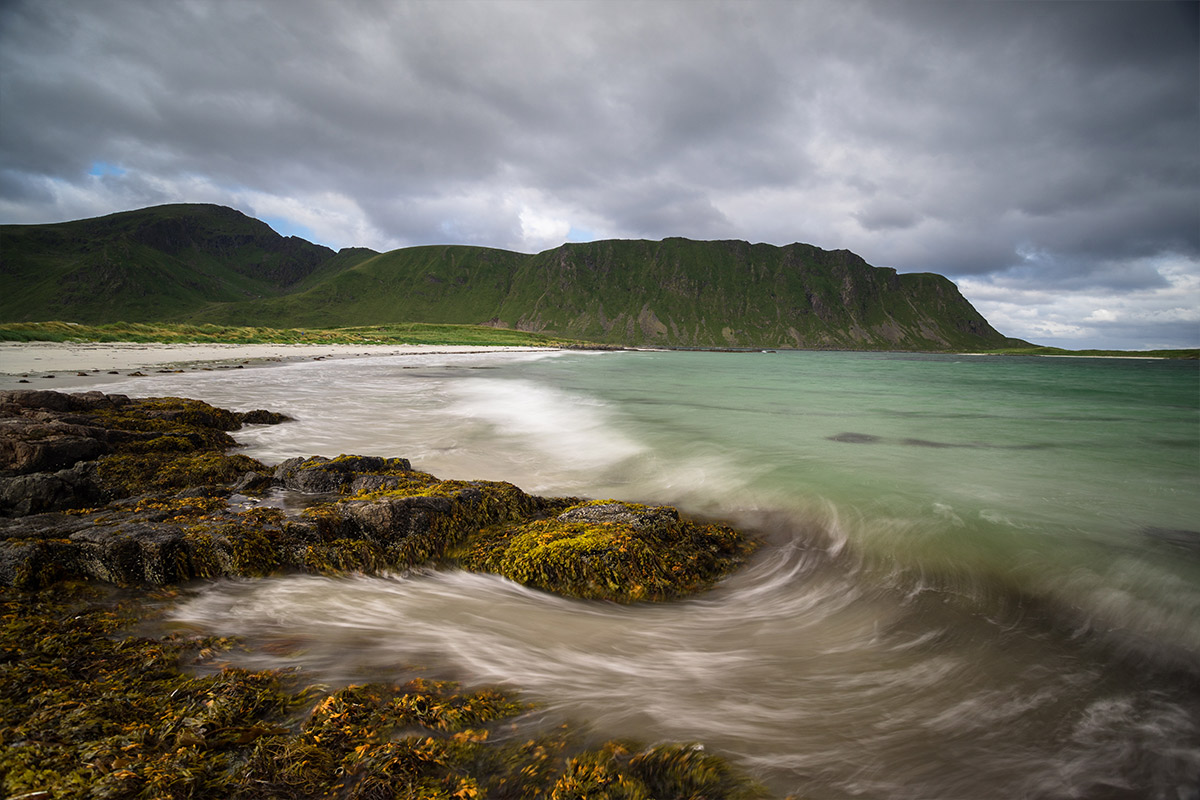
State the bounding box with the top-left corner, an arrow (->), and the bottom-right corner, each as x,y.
0,341 -> 553,391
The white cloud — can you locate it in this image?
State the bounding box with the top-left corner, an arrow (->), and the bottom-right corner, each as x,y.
959,253 -> 1200,349
237,190 -> 397,252
518,206 -> 571,253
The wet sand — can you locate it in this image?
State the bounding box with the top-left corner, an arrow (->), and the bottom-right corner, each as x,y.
0,341 -> 553,391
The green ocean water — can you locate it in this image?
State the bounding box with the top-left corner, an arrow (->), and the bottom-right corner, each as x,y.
504,351 -> 1200,651
75,348 -> 1200,798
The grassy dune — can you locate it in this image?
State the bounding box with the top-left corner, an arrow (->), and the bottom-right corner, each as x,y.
0,321 -> 593,348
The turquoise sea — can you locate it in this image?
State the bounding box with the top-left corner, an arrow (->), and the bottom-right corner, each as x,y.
79,349 -> 1200,799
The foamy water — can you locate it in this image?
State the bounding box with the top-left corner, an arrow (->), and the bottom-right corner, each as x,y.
75,349 -> 1199,799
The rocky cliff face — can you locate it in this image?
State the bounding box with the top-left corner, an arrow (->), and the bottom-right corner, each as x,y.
2,203 -> 1013,351
498,239 -> 1008,349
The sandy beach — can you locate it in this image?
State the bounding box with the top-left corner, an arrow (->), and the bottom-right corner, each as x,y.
0,341 -> 552,391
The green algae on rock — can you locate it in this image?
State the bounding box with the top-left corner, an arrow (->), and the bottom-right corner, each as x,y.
3,390 -> 758,606
457,499 -> 758,602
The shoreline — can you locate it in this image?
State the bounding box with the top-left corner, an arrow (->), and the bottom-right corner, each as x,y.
0,341 -> 556,391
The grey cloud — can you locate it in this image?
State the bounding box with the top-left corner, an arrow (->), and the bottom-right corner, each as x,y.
0,0 -> 1196,347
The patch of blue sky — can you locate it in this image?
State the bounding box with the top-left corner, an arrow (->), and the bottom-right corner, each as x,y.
566,226 -> 595,242
88,161 -> 126,177
262,215 -> 316,241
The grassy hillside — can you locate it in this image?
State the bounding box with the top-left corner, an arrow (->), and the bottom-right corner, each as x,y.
194,237 -> 1013,351
0,204 -> 367,324
0,321 -> 586,348
3,203 -> 1015,351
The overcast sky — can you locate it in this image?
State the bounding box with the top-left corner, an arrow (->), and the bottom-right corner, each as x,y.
1,0 -> 1197,349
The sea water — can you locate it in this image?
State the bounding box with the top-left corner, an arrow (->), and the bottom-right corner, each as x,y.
82,349 -> 1199,798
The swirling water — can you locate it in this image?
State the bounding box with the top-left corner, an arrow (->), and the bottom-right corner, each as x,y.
84,349 -> 1199,798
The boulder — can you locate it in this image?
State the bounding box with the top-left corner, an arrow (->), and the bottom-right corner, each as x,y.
274,455 -> 413,494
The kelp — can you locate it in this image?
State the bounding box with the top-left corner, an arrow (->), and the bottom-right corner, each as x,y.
0,583 -> 771,800
91,396 -> 272,498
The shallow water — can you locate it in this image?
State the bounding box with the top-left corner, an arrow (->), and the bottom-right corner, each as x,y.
82,350 -> 1200,798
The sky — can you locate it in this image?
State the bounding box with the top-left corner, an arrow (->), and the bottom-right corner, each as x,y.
1,0 -> 1197,350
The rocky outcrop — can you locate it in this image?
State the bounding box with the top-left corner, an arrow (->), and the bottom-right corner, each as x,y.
0,390 -> 767,799
0,389 -> 286,516
0,389 -> 756,603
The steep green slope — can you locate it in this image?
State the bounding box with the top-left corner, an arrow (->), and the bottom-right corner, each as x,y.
2,203 -> 1013,350
0,204 -> 365,323
500,238 -> 1006,349
195,244 -> 526,328
199,237 -> 1008,350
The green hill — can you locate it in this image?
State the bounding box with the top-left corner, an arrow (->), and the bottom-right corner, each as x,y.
0,204 -> 375,324
1,203 -> 1015,351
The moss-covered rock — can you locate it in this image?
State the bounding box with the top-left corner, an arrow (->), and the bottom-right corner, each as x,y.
457,500 -> 758,602
1,391 -> 281,515
2,392 -> 758,607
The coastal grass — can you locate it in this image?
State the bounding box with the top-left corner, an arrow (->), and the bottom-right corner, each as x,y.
0,320 -> 591,348
4,320 -> 1193,358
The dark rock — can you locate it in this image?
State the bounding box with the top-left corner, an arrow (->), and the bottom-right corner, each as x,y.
274,455 -> 412,493
0,462 -> 101,516
237,408 -> 293,425
233,470 -> 275,492
0,389 -> 77,412
68,523 -> 193,585
557,501 -> 680,529
0,427 -> 109,475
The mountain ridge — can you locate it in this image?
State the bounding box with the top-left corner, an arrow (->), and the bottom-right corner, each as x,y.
0,203 -> 1016,351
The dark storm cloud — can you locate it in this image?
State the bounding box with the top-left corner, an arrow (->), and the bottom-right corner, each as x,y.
0,0 -> 1196,347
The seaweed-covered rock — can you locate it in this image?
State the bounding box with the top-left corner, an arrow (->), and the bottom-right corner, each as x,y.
458,499 -> 757,603
317,474 -> 553,566
0,392 -> 757,607
273,454 -> 414,494
0,390 -> 283,516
